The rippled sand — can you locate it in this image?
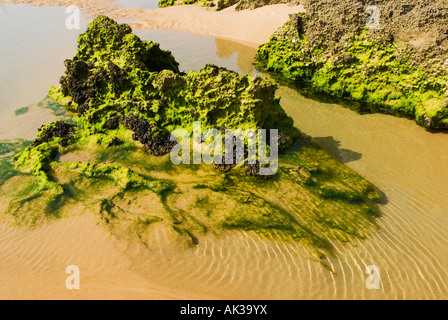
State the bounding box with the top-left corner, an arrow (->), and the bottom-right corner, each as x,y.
1,0 -> 447,300
278,87 -> 448,299
2,88 -> 447,300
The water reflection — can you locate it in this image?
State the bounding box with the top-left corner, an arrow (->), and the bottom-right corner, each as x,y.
214,38 -> 260,75
135,29 -> 260,74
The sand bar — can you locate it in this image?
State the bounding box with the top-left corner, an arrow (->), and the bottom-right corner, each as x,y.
2,0 -> 304,47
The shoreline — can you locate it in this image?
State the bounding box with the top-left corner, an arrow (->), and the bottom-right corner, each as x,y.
2,0 -> 448,301
1,1 -> 304,47
0,1 -> 306,300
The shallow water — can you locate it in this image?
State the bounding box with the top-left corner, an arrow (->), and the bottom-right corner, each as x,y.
134,29 -> 260,75
277,86 -> 448,299
0,4 -> 87,139
0,3 -> 258,139
0,2 -> 447,299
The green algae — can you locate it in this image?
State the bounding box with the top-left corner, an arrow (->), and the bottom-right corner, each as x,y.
159,0 -> 216,9
0,134 -> 381,259
157,0 -> 292,11
14,107 -> 29,116
256,15 -> 448,130
13,96 -> 71,120
37,96 -> 72,120
1,134 -> 381,258
0,16 -> 384,262
0,140 -> 31,187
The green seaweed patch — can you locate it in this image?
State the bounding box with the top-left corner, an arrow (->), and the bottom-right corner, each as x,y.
0,140 -> 32,187
58,161 -> 170,194
13,96 -> 72,122
256,15 -> 448,131
2,129 -> 382,257
159,0 -> 217,9
37,95 -> 72,120
14,107 -> 29,116
1,135 -> 382,260
1,16 -> 383,262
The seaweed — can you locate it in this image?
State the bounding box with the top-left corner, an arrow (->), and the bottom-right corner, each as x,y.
256,13 -> 448,130
0,16 -> 384,262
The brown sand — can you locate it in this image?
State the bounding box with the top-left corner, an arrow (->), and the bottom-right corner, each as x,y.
2,0 -> 448,300
121,4 -> 305,48
2,0 -> 304,47
0,0 -> 304,300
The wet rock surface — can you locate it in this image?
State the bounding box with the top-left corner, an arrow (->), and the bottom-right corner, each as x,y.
33,121 -> 76,147
50,16 -> 299,172
301,0 -> 448,71
235,0 -> 300,11
256,0 -> 448,130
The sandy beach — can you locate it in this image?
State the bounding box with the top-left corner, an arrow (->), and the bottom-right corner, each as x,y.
0,0 -> 306,300
1,0 -> 448,301
2,0 -> 304,47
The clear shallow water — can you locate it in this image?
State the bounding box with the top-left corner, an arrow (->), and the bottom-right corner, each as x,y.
0,3 -> 257,139
278,87 -> 448,299
0,4 -> 86,111
1,2 -> 448,300
0,3 -> 87,139
135,29 -> 260,75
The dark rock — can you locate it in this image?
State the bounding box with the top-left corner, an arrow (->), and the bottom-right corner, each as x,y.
120,115 -> 152,145
33,121 -> 76,147
105,116 -> 119,130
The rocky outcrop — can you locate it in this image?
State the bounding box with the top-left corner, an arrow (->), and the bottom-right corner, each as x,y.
33,121 -> 76,147
235,0 -> 300,11
26,16 -> 299,178
158,0 -> 299,11
3,16 -> 383,253
301,0 -> 448,72
256,0 -> 448,130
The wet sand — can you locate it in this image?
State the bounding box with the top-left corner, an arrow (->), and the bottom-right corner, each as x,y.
1,0 -> 304,47
1,1 -> 447,300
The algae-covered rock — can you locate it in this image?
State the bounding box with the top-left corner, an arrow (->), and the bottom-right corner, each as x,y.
159,0 -> 216,9
73,16 -> 179,73
235,0 -> 300,11
33,121 -> 77,147
256,0 -> 448,130
157,0 -> 299,11
0,16 -> 383,261
53,16 -> 298,163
